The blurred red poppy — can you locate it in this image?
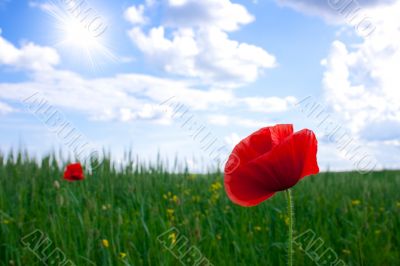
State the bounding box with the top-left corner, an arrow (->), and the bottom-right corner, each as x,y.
224,124 -> 319,207
63,163 -> 85,182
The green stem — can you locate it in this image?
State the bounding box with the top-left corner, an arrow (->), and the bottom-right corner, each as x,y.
286,189 -> 294,266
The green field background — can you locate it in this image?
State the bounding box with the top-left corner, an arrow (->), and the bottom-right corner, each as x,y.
0,151 -> 399,265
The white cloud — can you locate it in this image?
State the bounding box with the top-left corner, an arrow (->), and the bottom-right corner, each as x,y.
164,0 -> 254,32
0,29 -> 59,71
124,4 -> 147,25
275,0 -> 399,38
208,114 -> 230,126
322,2 -> 400,141
235,118 -> 271,128
0,68 -> 291,126
242,96 -> 297,113
0,32 -> 289,125
145,0 -> 157,7
127,0 -> 276,86
0,66 -> 238,123
275,0 -> 395,22
207,114 -> 272,128
0,101 -> 13,115
129,26 -> 275,86
360,120 -> 400,141
224,132 -> 241,148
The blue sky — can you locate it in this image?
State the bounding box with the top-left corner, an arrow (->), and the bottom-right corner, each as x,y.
0,0 -> 399,172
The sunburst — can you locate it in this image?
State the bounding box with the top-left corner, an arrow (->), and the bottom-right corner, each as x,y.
43,0 -> 116,69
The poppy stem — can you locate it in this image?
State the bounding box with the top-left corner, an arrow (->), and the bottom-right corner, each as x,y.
286,189 -> 294,266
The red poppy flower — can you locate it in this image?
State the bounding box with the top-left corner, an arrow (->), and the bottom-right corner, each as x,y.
63,163 -> 85,182
224,124 -> 319,207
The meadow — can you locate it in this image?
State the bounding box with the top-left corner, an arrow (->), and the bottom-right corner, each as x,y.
0,151 -> 399,266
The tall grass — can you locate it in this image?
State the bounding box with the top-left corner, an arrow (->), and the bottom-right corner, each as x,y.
0,151 -> 399,265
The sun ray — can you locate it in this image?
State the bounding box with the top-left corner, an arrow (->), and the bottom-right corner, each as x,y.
43,0 -> 117,70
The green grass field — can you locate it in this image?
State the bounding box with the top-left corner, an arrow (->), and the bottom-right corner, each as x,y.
0,151 -> 399,266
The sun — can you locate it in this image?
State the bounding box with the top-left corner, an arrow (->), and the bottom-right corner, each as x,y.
44,1 -> 116,69
61,18 -> 100,50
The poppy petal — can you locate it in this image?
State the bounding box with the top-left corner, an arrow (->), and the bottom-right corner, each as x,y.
270,124 -> 294,146
224,125 -> 319,207
63,163 -> 85,182
229,124 -> 294,166
248,128 -> 319,190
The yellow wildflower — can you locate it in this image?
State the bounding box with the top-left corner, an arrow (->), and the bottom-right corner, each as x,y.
102,239 -> 109,248
210,194 -> 220,204
168,232 -> 177,244
254,226 -> 262,232
342,249 -> 351,255
119,252 -> 127,259
166,209 -> 175,221
351,200 -> 361,206
210,182 -> 222,192
172,195 -> 179,203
